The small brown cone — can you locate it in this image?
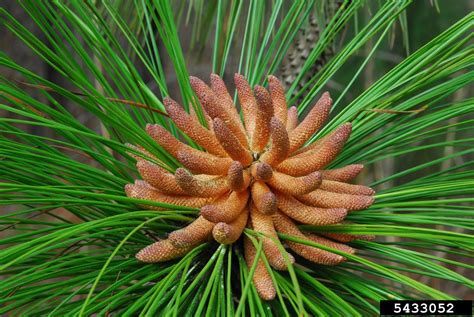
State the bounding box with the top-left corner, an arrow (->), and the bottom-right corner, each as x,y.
212,207 -> 249,244
277,123 -> 352,176
244,236 -> 276,301
163,97 -> 226,156
319,180 -> 375,196
177,150 -> 233,175
319,164 -> 364,182
136,160 -> 186,195
168,216 -> 215,248
252,181 -> 278,215
259,117 -> 290,167
272,212 -> 347,265
227,161 -> 251,192
250,204 -> 294,270
297,190 -> 374,211
125,181 -> 212,210
286,106 -> 298,132
268,75 -> 288,125
252,86 -> 274,152
200,190 -> 249,223
174,168 -> 230,197
276,192 -> 346,225
288,92 -> 332,153
267,171 -> 321,196
213,118 -> 253,166
136,239 -> 193,263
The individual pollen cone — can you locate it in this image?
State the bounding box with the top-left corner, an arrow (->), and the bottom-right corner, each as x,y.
252,181 -> 277,215
259,117 -> 290,167
127,74 -> 375,301
177,150 -> 232,175
319,180 -> 375,196
276,192 -> 347,225
146,123 -> 188,157
267,75 -> 287,125
288,92 -> 332,153
174,168 -> 229,197
212,207 -> 249,244
319,164 -> 365,182
277,123 -> 352,176
286,106 -> 298,132
125,181 -> 212,210
272,212 -> 347,265
267,171 -> 321,196
190,76 -> 249,148
163,97 -> 226,156
210,74 -> 241,124
146,123 -> 233,175
213,118 -> 253,166
305,233 -> 356,256
298,190 -> 375,211
136,160 -> 186,195
251,162 -> 273,181
227,161 -> 251,192
168,216 -> 215,248
234,73 -> 256,137
250,204 -> 295,270
136,239 -> 193,263
252,85 -> 274,152
244,236 -> 276,301
200,190 -> 249,223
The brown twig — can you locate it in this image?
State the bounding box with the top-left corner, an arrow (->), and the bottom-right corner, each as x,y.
16,81 -> 170,118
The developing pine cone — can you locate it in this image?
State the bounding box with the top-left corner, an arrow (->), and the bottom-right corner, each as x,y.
125,74 -> 375,300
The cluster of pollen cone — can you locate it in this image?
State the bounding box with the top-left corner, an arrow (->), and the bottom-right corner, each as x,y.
125,74 -> 375,300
